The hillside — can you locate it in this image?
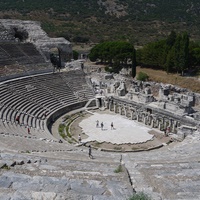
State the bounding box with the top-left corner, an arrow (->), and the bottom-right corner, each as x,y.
0,0 -> 200,44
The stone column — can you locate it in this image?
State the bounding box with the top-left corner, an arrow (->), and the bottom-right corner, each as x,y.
151,119 -> 154,128
161,117 -> 164,125
163,120 -> 167,130
131,110 -> 134,120
109,102 -> 112,111
114,103 -> 117,113
105,100 -> 109,109
136,114 -> 139,121
143,116 -> 146,124
147,116 -> 149,125
124,107 -> 128,117
156,118 -> 159,128
169,118 -> 172,128
119,105 -> 122,115
172,120 -> 177,132
144,116 -> 148,125
158,122 -> 162,130
99,81 -> 102,89
96,98 -> 100,108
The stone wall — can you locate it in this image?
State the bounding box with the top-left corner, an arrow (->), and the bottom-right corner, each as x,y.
101,96 -> 198,138
47,101 -> 88,133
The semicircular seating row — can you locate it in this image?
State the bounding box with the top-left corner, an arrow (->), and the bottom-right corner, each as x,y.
0,70 -> 94,140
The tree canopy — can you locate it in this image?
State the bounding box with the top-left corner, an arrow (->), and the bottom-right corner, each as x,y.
137,31 -> 200,75
89,41 -> 136,74
88,32 -> 200,76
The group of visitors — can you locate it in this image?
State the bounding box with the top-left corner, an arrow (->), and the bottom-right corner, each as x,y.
96,120 -> 114,130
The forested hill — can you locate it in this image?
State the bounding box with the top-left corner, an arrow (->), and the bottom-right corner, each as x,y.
0,0 -> 200,44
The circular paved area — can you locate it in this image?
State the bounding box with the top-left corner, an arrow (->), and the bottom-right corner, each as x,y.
79,112 -> 153,144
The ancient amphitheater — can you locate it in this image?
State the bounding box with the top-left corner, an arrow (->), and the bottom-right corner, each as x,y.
0,19 -> 200,200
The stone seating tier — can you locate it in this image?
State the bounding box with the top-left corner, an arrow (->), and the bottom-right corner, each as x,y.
0,45 -> 45,66
0,70 -> 95,141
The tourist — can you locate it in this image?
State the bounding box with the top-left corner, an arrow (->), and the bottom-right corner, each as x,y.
27,127 -> 30,134
111,122 -> 114,130
16,115 -> 20,124
101,122 -> 104,130
96,120 -> 99,128
78,134 -> 81,143
43,111 -> 47,119
88,145 -> 93,159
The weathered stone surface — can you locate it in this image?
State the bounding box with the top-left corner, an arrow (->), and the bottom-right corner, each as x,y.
0,176 -> 13,188
0,161 -> 6,169
0,50 -> 200,200
32,192 -> 57,200
11,191 -> 32,200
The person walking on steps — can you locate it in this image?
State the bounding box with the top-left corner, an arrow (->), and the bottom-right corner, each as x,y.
111,122 -> 114,130
78,134 -> 81,143
88,145 -> 93,159
16,115 -> 20,124
96,120 -> 99,128
27,127 -> 30,134
101,122 -> 104,130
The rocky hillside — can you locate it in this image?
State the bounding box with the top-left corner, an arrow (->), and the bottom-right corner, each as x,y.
0,0 -> 200,44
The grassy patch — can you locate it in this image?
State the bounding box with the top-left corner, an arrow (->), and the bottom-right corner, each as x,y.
58,123 -> 67,139
60,132 -> 66,139
66,124 -> 71,138
67,138 -> 73,144
94,141 -> 101,147
132,146 -> 140,150
1,165 -> 10,170
60,112 -> 85,142
136,67 -> 200,93
114,164 -> 123,173
114,146 -> 122,151
128,192 -> 151,200
58,124 -> 65,133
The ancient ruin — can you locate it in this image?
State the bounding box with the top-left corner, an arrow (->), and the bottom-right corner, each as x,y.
0,19 -> 200,199
90,70 -> 200,142
0,19 -> 72,81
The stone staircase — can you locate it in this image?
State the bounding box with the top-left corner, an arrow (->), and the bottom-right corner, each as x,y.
122,133 -> 200,200
0,148 -> 133,200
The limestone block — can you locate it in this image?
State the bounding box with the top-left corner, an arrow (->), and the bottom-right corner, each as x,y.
0,176 -> 13,188
32,192 -> 57,200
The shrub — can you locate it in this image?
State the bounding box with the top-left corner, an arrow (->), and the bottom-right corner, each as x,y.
128,192 -> 151,200
60,132 -> 66,139
114,164 -> 123,173
137,72 -> 149,81
58,124 -> 65,134
105,66 -> 112,72
73,50 -> 79,60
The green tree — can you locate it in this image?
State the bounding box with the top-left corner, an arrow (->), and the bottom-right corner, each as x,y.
138,31 -> 192,75
165,48 -> 175,73
132,48 -> 137,78
137,72 -> 149,81
180,32 -> 189,75
166,30 -> 176,47
173,32 -> 189,74
73,50 -> 79,60
89,41 -> 135,73
139,40 -> 166,68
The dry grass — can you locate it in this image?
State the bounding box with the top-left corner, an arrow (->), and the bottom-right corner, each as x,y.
136,67 -> 200,93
